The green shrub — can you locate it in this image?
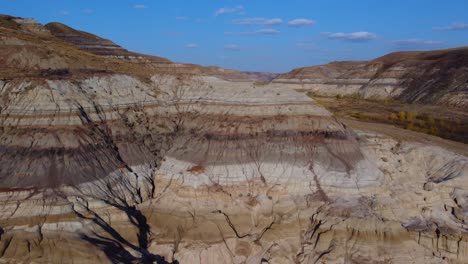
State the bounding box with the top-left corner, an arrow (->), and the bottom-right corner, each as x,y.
349,93 -> 362,100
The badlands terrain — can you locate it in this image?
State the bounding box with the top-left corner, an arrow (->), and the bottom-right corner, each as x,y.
0,14 -> 467,264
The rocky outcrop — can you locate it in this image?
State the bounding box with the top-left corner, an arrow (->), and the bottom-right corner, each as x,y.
273,48 -> 468,108
0,73 -> 467,264
0,14 -> 467,264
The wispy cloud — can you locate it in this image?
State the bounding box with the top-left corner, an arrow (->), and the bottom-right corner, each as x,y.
175,16 -> 189,21
224,44 -> 242,51
391,39 -> 444,50
215,5 -> 244,16
233,18 -> 283,26
184,43 -> 199,49
60,10 -> 70,16
322,31 -> 377,42
433,22 -> 468,31
288,19 -> 315,28
134,4 -> 146,9
225,29 -> 280,36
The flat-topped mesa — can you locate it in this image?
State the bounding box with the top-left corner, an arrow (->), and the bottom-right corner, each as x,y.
0,74 -> 375,191
273,47 -> 468,108
2,75 -> 467,264
0,74 -> 387,263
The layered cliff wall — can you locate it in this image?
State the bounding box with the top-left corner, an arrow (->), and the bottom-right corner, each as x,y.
0,15 -> 467,264
1,72 -> 467,264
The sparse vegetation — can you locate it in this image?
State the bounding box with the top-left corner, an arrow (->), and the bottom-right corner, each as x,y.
253,81 -> 269,86
307,93 -> 468,143
346,92 -> 363,100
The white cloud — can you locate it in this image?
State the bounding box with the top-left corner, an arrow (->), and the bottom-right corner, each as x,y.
433,22 -> 468,31
225,28 -> 280,35
215,5 -> 244,16
83,9 -> 93,14
224,44 -> 241,51
322,31 -> 377,41
134,4 -> 146,9
288,19 -> 315,28
60,10 -> 70,16
184,43 -> 199,49
391,39 -> 444,50
233,18 -> 283,26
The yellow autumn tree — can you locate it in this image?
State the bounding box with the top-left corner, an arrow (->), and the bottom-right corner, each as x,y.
398,111 -> 406,122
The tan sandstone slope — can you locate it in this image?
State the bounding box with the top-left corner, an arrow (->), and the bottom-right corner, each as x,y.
0,15 -> 467,264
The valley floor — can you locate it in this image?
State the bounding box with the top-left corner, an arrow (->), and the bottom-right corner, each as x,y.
308,94 -> 468,144
341,118 -> 468,157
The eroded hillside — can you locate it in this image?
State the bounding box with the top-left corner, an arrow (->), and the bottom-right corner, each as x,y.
0,15 -> 467,264
274,48 -> 468,108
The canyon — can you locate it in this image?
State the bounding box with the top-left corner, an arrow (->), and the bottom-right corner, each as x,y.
0,15 -> 467,264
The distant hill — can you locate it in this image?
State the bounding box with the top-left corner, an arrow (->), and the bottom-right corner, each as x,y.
0,14 -> 275,82
274,47 -> 468,108
44,22 -> 171,64
2,13 -> 467,103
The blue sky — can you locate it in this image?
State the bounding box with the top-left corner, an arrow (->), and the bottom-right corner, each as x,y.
1,0 -> 468,72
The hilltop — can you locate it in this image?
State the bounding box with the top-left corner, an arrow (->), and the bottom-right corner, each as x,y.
0,15 -> 276,82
